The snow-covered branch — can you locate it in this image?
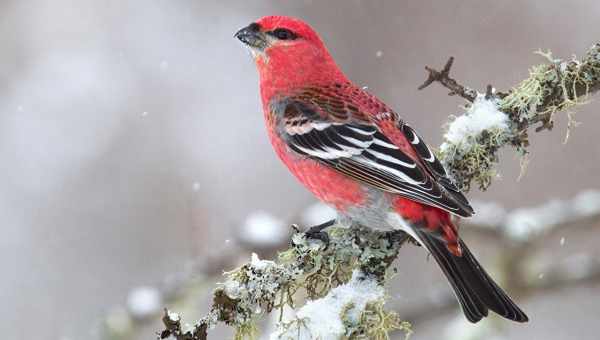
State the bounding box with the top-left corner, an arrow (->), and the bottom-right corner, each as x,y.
160,225 -> 412,340
158,43 -> 600,340
423,44 -> 600,190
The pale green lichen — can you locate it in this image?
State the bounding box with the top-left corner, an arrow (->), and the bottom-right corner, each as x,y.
234,322 -> 259,340
345,300 -> 412,340
285,227 -> 360,299
279,226 -> 405,299
440,43 -> 600,191
500,49 -> 597,123
270,269 -> 411,340
166,225 -> 409,339
439,124 -> 509,191
219,253 -> 301,327
500,59 -> 562,122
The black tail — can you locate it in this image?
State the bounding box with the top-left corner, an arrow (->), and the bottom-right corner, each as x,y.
416,230 -> 529,323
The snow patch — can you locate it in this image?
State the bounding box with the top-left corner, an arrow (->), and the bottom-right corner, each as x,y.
166,310 -> 181,323
271,270 -> 383,340
223,278 -> 242,299
250,252 -> 274,271
440,94 -> 508,152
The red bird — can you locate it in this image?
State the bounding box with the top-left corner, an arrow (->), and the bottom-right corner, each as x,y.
235,16 -> 528,323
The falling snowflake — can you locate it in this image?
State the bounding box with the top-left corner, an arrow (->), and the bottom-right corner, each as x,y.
192,182 -> 201,191
160,60 -> 169,71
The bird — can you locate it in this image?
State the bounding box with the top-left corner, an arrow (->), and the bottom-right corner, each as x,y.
235,15 -> 528,323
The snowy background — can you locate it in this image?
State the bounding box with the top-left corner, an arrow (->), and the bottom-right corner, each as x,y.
1,1 -> 599,339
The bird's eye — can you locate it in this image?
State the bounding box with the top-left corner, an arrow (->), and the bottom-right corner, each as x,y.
271,28 -> 297,40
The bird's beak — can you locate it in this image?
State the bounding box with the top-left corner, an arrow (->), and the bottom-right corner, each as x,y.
235,23 -> 268,51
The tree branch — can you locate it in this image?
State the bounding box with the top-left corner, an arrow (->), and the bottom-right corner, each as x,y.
160,225 -> 413,339
418,56 -> 478,102
430,43 -> 600,191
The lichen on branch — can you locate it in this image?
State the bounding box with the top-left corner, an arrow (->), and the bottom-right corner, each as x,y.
271,270 -> 412,340
424,43 -> 600,191
160,225 -> 412,340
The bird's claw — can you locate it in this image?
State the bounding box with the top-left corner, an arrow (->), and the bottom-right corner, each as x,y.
304,219 -> 335,246
385,230 -> 419,248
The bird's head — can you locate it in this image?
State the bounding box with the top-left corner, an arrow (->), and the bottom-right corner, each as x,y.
235,16 -> 346,97
235,16 -> 324,60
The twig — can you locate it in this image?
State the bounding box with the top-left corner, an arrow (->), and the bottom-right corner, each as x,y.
418,56 -> 478,102
435,43 -> 600,191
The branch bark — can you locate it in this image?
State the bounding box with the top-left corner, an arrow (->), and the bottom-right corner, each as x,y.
418,56 -> 478,102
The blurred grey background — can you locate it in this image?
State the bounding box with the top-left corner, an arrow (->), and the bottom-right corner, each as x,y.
1,1 -> 599,339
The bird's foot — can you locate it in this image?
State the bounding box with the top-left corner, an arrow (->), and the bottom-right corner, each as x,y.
385,230 -> 419,248
305,219 -> 335,246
